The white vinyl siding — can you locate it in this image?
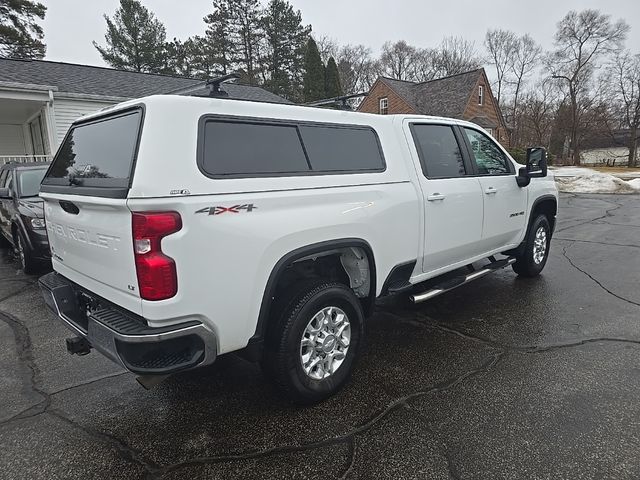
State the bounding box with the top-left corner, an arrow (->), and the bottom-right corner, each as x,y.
53,98 -> 114,143
0,124 -> 27,154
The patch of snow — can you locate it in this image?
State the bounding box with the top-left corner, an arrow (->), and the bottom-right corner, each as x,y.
552,167 -> 640,194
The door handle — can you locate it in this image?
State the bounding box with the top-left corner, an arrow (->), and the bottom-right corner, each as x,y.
427,193 -> 445,202
484,187 -> 498,194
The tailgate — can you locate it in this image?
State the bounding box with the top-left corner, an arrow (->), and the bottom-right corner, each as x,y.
39,106 -> 144,314
42,193 -> 141,313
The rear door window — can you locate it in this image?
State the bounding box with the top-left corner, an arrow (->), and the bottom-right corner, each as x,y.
42,109 -> 142,197
411,124 -> 466,178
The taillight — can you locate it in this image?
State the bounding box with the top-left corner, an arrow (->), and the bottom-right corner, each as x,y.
132,211 -> 182,301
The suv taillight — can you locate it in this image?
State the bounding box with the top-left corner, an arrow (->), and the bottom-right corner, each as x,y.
132,212 -> 182,301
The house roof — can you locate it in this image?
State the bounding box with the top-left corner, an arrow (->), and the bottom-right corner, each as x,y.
468,115 -> 498,129
0,58 -> 292,104
377,69 -> 484,118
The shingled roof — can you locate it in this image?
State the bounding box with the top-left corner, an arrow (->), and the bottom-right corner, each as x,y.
378,69 -> 484,118
0,58 -> 292,104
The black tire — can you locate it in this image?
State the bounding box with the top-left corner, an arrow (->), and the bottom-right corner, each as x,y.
512,214 -> 551,278
262,280 -> 364,405
15,230 -> 38,275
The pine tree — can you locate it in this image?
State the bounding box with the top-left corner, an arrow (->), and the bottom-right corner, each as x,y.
201,1 -> 235,78
324,56 -> 342,98
164,37 -> 201,77
93,0 -> 168,73
0,0 -> 47,59
303,37 -> 325,102
261,0 -> 310,100
228,0 -> 262,85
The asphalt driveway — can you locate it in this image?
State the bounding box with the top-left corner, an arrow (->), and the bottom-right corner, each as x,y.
1,193 -> 639,479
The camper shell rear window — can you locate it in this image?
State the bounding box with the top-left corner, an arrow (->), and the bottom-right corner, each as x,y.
41,107 -> 143,198
197,116 -> 386,178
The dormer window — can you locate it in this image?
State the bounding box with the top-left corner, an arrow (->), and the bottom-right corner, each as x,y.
478,85 -> 484,106
379,97 -> 388,115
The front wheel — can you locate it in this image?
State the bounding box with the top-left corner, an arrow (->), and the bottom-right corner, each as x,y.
262,280 -> 364,405
512,214 -> 551,277
15,231 -> 38,275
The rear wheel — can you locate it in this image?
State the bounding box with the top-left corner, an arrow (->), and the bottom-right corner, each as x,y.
513,214 -> 551,277
262,280 -> 364,404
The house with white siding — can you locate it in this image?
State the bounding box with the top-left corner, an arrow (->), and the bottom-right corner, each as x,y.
0,58 -> 291,164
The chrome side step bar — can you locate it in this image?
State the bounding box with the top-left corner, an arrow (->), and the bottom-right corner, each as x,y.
410,257 -> 516,304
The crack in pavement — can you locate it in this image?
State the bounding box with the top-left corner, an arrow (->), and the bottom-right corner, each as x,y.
0,280 -> 37,303
554,197 -> 623,233
338,438 -> 357,480
593,220 -> 640,229
405,406 -> 463,480
47,409 -> 163,479
376,310 -> 640,355
47,371 -> 129,396
561,243 -> 640,307
149,352 -> 506,478
0,311 -> 50,423
424,322 -> 640,356
554,237 -> 640,249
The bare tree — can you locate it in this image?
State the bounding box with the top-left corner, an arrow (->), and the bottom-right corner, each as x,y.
335,44 -> 377,94
432,36 -> 481,77
484,29 -> 518,107
519,80 -> 559,149
378,40 -> 418,80
410,48 -> 442,82
610,52 -> 640,167
509,34 -> 542,146
547,9 -> 628,165
315,35 -> 338,64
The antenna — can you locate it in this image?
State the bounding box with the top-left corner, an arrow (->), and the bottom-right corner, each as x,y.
305,92 -> 369,110
206,73 -> 241,97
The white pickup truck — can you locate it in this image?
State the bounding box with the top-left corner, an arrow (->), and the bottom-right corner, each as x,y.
39,95 -> 558,404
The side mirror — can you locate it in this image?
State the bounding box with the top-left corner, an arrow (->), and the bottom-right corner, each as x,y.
0,187 -> 11,199
526,147 -> 548,177
516,147 -> 548,187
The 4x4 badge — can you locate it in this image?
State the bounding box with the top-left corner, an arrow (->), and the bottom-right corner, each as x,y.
195,204 -> 257,216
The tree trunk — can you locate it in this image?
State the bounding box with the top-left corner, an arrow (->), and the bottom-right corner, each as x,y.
569,88 -> 581,166
629,126 -> 638,168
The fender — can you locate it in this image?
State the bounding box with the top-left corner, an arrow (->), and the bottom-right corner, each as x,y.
528,194 -> 558,233
506,194 -> 557,258
251,238 -> 377,343
12,215 -> 33,250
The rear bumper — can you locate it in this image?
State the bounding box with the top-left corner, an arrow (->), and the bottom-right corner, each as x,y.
38,272 -> 217,375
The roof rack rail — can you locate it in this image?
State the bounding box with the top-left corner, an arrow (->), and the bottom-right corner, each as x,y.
305,92 -> 368,110
206,73 -> 241,98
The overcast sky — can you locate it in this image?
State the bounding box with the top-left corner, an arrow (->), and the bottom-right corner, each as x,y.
43,0 -> 640,67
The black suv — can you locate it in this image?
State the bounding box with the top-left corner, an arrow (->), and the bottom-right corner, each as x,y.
0,162 -> 51,273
